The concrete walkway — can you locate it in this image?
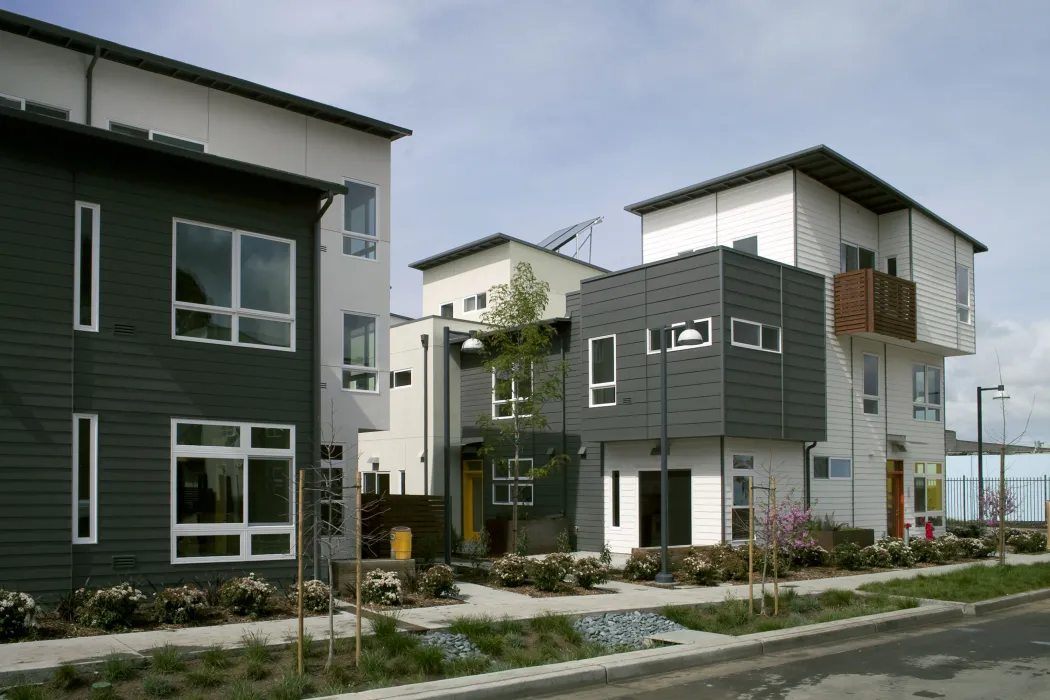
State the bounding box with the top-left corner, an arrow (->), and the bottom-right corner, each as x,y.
3,552 -> 1048,680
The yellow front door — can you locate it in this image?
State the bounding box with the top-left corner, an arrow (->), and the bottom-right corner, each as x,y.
462,460 -> 484,540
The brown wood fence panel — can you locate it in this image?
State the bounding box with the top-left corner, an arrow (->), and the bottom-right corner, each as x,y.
834,269 -> 916,342
361,494 -> 445,559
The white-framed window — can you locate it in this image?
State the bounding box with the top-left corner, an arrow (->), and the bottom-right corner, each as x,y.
841,242 -> 876,272
72,414 -> 98,545
171,419 -> 295,563
730,318 -> 781,353
813,456 -> 852,479
321,443 -> 345,463
363,471 -> 390,495
390,369 -> 412,389
588,335 -> 617,407
109,121 -> 206,152
732,454 -> 754,470
862,353 -> 879,415
493,458 -> 534,505
343,313 -> 378,392
731,474 -> 751,540
956,264 -> 972,324
913,462 -> 944,527
1,92 -> 70,120
440,303 -> 454,319
646,318 -> 712,354
73,201 -> 100,332
463,292 -> 487,313
912,364 -> 942,422
172,220 -> 295,350
492,367 -> 531,419
342,178 -> 378,261
318,446 -> 344,537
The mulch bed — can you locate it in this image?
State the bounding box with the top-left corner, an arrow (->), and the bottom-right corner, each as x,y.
503,584 -> 613,598
346,594 -> 466,612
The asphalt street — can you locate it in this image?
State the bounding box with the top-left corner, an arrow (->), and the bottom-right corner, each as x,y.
530,600 -> 1050,700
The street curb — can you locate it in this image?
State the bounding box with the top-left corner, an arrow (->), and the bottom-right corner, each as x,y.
313,604 -> 964,700
964,586 -> 1050,615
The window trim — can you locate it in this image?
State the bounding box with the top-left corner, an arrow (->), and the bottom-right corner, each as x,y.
730,318 -> 781,354
912,364 -> 943,422
1,92 -> 71,119
913,462 -> 945,519
341,177 -> 380,263
840,241 -> 876,272
390,369 -> 413,390
862,353 -> 879,416
363,471 -> 391,495
646,318 -> 713,354
731,473 -> 752,542
169,418 -> 296,564
108,121 -> 208,152
491,368 -> 532,419
813,456 -> 853,480
493,457 -> 534,481
956,264 -> 972,325
73,201 -> 101,332
171,218 -> 296,352
493,482 -> 534,506
342,311 -> 380,393
588,334 -> 617,407
462,292 -> 488,314
72,413 -> 99,545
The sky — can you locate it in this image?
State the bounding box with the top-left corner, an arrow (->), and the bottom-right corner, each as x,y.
6,0 -> 1049,447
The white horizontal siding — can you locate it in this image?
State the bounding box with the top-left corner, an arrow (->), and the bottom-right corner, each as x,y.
851,339 -> 888,534
912,211 -> 959,351
604,439 -> 721,554
878,210 -> 911,279
956,237 -> 976,354
641,195 -> 716,263
722,437 -> 805,540
840,196 -> 879,255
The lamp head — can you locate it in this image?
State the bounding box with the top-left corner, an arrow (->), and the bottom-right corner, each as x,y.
676,320 -> 705,347
461,333 -> 483,353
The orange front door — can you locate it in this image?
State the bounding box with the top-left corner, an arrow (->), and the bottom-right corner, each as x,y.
886,461 -> 905,538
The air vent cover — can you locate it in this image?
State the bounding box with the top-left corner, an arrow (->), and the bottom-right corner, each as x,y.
320,382 -> 327,390
320,245 -> 328,253
112,555 -> 136,570
114,324 -> 135,336
621,397 -> 632,405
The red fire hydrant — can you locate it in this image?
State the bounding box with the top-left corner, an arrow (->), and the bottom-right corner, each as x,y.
925,520 -> 934,540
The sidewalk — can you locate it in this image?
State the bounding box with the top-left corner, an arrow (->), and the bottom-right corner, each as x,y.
3,552 -> 1048,680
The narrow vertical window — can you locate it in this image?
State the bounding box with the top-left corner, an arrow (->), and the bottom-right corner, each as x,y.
74,202 -> 100,331
886,256 -> 898,277
862,353 -> 879,415
73,414 -> 98,544
611,470 -> 620,527
400,470 -> 407,494
956,264 -> 972,324
588,335 -> 617,406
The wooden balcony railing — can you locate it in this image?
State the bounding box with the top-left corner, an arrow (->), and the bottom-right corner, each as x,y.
834,269 -> 917,342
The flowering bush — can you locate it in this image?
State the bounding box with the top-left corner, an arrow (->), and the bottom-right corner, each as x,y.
622,551 -> 661,581
292,580 -> 331,613
1008,530 -> 1047,554
833,542 -> 865,570
860,542 -> 895,569
908,537 -> 943,564
979,488 -> 1019,527
956,537 -> 993,559
361,570 -> 403,606
219,573 -> 275,617
490,554 -> 530,587
531,554 -> 571,592
155,585 -> 208,624
875,537 -> 917,568
0,590 -> 37,641
936,533 -> 963,561
77,583 -> 147,630
679,550 -> 721,586
420,565 -> 459,598
573,557 -> 609,589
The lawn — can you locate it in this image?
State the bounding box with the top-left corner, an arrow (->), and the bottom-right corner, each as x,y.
857,562 -> 1050,602
1,614 -> 610,700
662,589 -> 919,636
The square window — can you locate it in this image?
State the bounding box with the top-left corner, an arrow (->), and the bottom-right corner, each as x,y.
251,533 -> 291,556
464,296 -> 476,312
321,444 -> 344,462
760,326 -> 780,352
733,320 -> 760,347
440,303 -> 453,319
829,458 -> 852,478
251,427 -> 291,450
813,457 -> 829,479
390,369 -> 412,388
343,235 -> 376,260
733,455 -> 754,470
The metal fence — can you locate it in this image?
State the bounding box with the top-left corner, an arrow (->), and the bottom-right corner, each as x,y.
946,476 -> 1050,523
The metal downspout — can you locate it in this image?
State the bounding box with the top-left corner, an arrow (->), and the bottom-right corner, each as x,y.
85,46 -> 100,126
804,441 -> 817,509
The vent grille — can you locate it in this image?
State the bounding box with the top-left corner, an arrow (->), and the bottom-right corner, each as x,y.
113,324 -> 135,336
320,245 -> 328,253
112,555 -> 136,570
621,397 -> 632,405
320,382 -> 327,390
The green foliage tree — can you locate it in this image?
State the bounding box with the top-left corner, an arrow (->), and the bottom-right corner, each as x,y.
477,262 -> 567,553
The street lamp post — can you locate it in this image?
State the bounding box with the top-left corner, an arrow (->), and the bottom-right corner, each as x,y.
441,326 -> 482,565
976,384 -> 1004,521
655,321 -> 704,585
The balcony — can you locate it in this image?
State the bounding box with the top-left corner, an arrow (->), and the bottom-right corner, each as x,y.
834,269 -> 916,342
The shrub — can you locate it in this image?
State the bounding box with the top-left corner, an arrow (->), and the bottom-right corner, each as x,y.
155,585 -> 208,624
556,528 -> 575,553
875,537 -> 917,568
599,542 -> 613,567
679,550 -> 720,585
1008,530 -> 1047,554
219,574 -> 275,617
51,663 -> 82,690
460,529 -> 491,569
948,521 -> 985,538
622,551 -> 660,581
860,543 -> 894,569
419,564 -> 459,598
936,533 -> 963,561
0,589 -> 37,641
361,570 -> 402,606
791,542 -> 830,567
833,542 -> 865,570
490,554 -> 530,587
531,555 -> 570,592
956,537 -> 993,559
77,583 -> 147,630
573,557 -> 609,589
707,542 -> 750,581
291,580 -> 330,613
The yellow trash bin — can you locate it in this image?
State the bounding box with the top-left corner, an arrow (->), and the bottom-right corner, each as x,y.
391,527 -> 412,560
